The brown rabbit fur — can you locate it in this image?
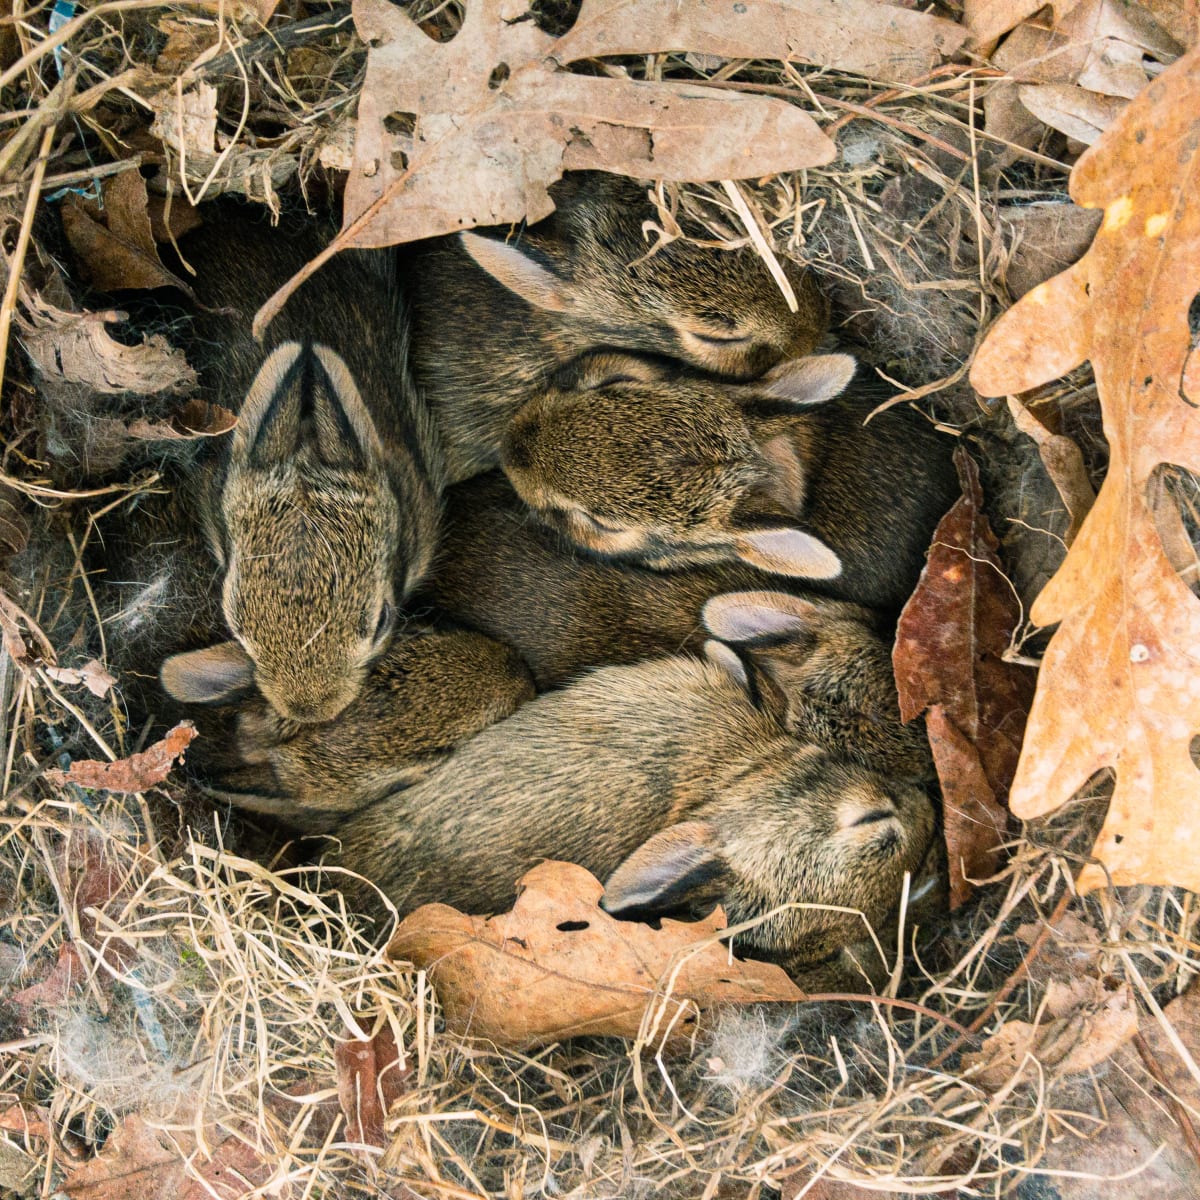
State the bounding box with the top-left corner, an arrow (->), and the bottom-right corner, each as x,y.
424,471 -> 852,689
199,625 -> 534,832
500,352 -> 957,613
310,591 -> 938,989
142,208 -> 444,723
405,172 -> 829,483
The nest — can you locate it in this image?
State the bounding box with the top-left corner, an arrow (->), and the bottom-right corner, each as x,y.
1,3 -> 1197,1197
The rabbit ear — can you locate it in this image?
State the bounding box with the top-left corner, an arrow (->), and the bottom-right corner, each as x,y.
757,354 -> 857,406
733,528 -> 842,579
235,342 -> 384,473
601,821 -> 731,920
460,231 -> 578,313
702,591 -> 823,643
702,638 -> 748,688
161,641 -> 255,704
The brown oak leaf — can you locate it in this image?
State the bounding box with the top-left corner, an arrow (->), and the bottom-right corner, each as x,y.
125,399 -> 237,441
970,45 -> 1200,893
388,860 -> 804,1049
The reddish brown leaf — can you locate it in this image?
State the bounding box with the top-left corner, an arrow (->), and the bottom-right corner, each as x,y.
970,45 -> 1200,894
61,171 -> 193,297
389,861 -> 804,1049
46,722 -> 197,794
334,1024 -> 410,1147
893,449 -> 1034,906
925,705 -> 1010,908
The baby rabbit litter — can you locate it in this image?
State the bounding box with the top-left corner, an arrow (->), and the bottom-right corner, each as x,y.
81,174 -> 955,994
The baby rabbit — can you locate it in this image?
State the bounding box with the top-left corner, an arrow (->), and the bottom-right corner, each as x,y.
500,352 -> 957,613
405,172 -> 829,482
148,209 -> 443,723
200,624 -> 535,832
425,471 -> 859,689
263,592 -> 940,989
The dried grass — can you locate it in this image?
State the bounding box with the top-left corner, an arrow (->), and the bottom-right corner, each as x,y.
0,2 -> 1197,1197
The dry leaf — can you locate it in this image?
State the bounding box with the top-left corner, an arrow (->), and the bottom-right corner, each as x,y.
1000,201 -> 1102,299
5,943 -> 87,1010
149,81 -> 219,161
61,170 -> 193,296
983,0 -> 1183,151
59,1113 -> 276,1200
125,399 -> 237,441
46,722 -> 197,794
970,45 -> 1200,893
388,861 -> 804,1049
333,1025 -> 410,1147
44,660 -> 116,698
18,299 -> 198,396
1034,981 -> 1200,1197
1018,81 -> 1127,145
552,0 -> 967,85
0,483 -> 29,564
339,0 -> 838,250
923,705 -> 1010,906
964,0 -> 1052,51
893,448 -> 1035,906
1006,395 -> 1096,542
962,979 -> 1137,1090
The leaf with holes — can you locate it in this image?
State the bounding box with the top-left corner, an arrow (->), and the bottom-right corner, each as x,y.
388,860 -> 803,1049
970,45 -> 1200,893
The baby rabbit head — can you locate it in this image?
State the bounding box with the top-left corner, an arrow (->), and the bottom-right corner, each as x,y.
603,590 -> 940,987
162,342 -> 400,723
502,352 -> 856,578
459,173 -> 828,378
701,590 -> 934,780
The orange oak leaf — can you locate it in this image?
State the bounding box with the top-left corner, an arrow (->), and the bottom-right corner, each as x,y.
388,860 -> 804,1049
970,46 -> 1200,892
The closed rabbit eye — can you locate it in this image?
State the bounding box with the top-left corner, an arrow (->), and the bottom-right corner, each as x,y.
368,600 -> 394,648
575,511 -> 624,536
685,328 -> 753,347
850,809 -> 896,827
838,800 -> 899,831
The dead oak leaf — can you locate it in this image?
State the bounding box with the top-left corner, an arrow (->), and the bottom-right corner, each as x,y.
970,45 -> 1200,894
388,860 -> 803,1049
46,722 -> 197,794
334,1024 -> 410,1148
61,170 -> 193,297
346,0 -> 836,243
893,448 -> 1035,905
552,0 -> 967,86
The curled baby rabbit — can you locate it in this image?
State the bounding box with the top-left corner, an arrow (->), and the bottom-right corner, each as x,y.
150,210 -> 444,723
195,625 -> 534,833
405,171 -> 829,482
501,351 -> 957,613
426,471 -> 850,689
325,591 -> 940,990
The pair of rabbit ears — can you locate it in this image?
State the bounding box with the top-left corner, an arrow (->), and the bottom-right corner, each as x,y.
700,590 -> 824,725
161,640 -> 254,705
232,342 -> 386,475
